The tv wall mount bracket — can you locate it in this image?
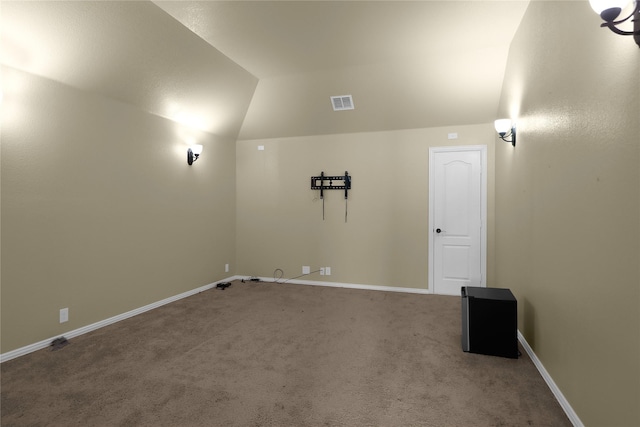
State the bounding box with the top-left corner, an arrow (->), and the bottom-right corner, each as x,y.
310,171 -> 352,221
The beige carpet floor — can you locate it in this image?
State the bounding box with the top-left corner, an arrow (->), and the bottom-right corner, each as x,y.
1,280 -> 572,426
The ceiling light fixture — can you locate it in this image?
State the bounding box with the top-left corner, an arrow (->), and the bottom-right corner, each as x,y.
589,0 -> 640,47
494,119 -> 516,147
187,144 -> 203,165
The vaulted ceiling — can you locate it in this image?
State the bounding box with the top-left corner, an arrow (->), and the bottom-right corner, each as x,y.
2,1 -> 530,140
156,1 -> 530,139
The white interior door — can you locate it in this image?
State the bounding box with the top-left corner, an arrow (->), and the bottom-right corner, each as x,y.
429,146 -> 486,296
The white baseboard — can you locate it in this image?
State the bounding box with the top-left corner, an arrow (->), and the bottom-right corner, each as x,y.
252,276 -> 431,295
1,272 -> 579,427
517,331 -> 584,427
2,275 -> 417,363
1,276 -> 584,427
0,277 -> 240,363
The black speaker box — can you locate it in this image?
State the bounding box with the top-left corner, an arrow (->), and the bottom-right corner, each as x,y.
461,286 -> 518,359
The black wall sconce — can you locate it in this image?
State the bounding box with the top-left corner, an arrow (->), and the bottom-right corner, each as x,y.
187,144 -> 203,165
494,119 -> 516,147
590,0 -> 640,47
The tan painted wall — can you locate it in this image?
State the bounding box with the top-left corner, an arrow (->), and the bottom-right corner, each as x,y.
496,2 -> 640,426
236,125 -> 495,290
1,66 -> 237,353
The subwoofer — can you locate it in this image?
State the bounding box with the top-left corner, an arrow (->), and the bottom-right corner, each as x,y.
461,286 -> 518,359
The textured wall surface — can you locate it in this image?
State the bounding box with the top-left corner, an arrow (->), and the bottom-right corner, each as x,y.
495,2 -> 640,426
1,67 -> 237,353
236,125 -> 495,291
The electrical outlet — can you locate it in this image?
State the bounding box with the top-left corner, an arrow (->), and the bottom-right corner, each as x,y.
59,308 -> 69,323
302,266 -> 310,275
225,263 -> 229,273
320,268 -> 325,276
325,267 -> 331,276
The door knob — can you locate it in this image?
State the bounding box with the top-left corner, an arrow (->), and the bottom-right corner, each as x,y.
436,228 -> 442,233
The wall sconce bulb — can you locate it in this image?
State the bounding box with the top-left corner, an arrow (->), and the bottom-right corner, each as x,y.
494,119 -> 516,147
589,0 -> 640,47
187,144 -> 203,165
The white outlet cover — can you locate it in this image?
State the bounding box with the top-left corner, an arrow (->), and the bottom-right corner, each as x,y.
325,267 -> 331,276
302,266 -> 311,274
60,308 -> 69,323
225,263 -> 229,272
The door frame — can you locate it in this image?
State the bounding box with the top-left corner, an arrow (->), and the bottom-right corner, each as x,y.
428,145 -> 487,294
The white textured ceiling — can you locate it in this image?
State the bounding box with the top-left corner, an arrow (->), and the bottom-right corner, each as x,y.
155,1 -> 529,79
1,1 -> 258,139
2,1 -> 530,140
156,0 -> 531,139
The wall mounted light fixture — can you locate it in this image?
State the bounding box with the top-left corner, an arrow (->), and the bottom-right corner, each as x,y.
589,0 -> 640,47
187,144 -> 203,165
494,119 -> 516,147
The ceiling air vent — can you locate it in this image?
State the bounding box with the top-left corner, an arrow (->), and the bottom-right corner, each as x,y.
331,95 -> 354,111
